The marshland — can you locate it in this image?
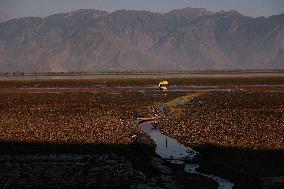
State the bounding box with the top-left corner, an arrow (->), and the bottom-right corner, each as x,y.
0,77 -> 284,189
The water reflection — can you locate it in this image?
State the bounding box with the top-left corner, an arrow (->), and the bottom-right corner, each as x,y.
139,123 -> 197,160
138,121 -> 234,189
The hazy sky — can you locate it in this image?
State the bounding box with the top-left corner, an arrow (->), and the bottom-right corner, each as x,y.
1,0 -> 283,18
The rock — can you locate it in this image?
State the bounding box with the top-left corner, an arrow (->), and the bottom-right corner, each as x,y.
133,171 -> 146,181
105,159 -> 117,165
130,183 -> 161,189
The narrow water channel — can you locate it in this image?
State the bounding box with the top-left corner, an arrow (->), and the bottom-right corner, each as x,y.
138,121 -> 234,189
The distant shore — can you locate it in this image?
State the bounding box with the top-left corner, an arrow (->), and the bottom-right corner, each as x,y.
1,70 -> 284,76
0,70 -> 283,81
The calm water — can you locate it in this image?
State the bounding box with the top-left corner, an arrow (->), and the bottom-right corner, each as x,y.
0,72 -> 283,80
139,122 -> 234,189
139,123 -> 197,160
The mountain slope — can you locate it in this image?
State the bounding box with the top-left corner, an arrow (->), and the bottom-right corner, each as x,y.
0,8 -> 283,72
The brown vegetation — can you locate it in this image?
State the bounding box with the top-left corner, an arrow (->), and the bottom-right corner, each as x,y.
160,91 -> 284,188
161,92 -> 284,149
0,81 -> 184,188
1,78 -> 284,188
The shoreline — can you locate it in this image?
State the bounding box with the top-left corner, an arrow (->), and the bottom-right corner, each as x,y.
1,70 -> 284,76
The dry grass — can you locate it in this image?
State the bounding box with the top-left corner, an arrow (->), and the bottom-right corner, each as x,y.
160,92 -> 284,150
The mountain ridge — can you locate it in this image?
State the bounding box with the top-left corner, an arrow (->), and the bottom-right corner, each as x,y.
0,8 -> 283,72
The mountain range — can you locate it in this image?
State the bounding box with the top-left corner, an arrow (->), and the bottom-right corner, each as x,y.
0,8 -> 283,72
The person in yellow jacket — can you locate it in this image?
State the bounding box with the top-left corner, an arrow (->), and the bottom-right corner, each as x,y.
159,81 -> 168,91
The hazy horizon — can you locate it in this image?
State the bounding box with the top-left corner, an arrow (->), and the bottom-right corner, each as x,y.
0,0 -> 284,19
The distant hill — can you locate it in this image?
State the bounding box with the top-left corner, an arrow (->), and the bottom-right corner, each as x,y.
0,13 -> 10,23
0,8 -> 283,72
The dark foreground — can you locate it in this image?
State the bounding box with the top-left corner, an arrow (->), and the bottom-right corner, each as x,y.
0,77 -> 284,188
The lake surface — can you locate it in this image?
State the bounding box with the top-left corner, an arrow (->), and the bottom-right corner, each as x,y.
0,72 -> 283,80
